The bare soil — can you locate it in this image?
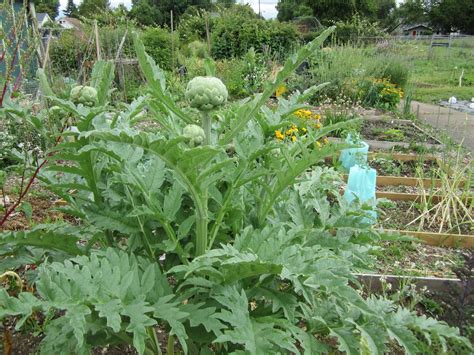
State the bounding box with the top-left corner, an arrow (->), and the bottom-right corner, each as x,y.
377,200 -> 473,235
362,120 -> 440,145
370,158 -> 439,177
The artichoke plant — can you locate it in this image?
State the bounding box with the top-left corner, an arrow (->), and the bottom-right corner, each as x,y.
185,76 -> 228,146
183,124 -> 206,147
185,76 -> 228,112
70,85 -> 98,107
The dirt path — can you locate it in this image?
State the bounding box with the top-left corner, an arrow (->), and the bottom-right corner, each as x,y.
409,101 -> 474,152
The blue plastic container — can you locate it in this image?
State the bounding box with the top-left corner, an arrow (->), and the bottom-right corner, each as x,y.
339,135 -> 369,171
344,165 -> 377,224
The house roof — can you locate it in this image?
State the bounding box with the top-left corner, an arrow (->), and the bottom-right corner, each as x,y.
36,13 -> 50,24
402,24 -> 432,31
57,17 -> 82,28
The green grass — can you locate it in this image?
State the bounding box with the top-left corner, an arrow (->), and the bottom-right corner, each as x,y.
309,38 -> 474,105
398,40 -> 474,103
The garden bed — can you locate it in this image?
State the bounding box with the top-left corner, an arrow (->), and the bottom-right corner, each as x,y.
371,241 -> 465,278
361,118 -> 441,145
378,200 -> 472,238
370,157 -> 439,177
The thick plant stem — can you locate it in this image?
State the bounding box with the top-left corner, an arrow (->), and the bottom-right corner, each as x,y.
195,111 -> 211,256
195,213 -> 208,257
201,111 -> 212,146
167,334 -> 175,355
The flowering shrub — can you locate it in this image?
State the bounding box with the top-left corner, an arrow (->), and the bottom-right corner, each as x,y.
359,78 -> 404,109
275,109 -> 329,147
376,78 -> 404,107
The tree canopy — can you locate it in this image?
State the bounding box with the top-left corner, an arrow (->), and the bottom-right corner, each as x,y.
276,0 -> 396,24
130,0 -> 235,27
34,0 -> 60,19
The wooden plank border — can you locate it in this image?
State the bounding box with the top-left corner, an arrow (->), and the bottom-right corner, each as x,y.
382,229 -> 474,249
376,191 -> 472,204
343,175 -> 445,188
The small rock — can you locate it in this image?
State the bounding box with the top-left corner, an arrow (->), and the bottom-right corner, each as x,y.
448,96 -> 457,104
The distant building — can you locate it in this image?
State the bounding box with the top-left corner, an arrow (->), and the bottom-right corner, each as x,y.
402,24 -> 433,37
57,17 -> 82,31
36,12 -> 52,28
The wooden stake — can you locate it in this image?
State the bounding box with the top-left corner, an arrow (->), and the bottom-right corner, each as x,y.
42,33 -> 52,69
205,12 -> 211,54
115,29 -> 128,62
171,11 -> 174,69
94,20 -> 101,61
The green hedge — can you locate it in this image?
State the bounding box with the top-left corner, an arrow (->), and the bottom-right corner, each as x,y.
211,16 -> 299,60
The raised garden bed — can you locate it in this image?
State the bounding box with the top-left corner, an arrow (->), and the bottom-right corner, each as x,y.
372,241 -> 465,277
361,118 -> 441,144
370,157 -> 439,177
377,200 -> 473,248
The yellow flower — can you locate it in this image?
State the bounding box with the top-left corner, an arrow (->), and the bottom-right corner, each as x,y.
276,85 -> 287,98
295,109 -> 312,119
315,123 -> 322,129
275,130 -> 284,140
323,137 -> 329,145
312,114 -> 321,120
291,135 -> 297,142
315,141 -> 322,148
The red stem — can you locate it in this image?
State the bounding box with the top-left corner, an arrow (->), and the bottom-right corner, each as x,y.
0,160 -> 48,227
0,40 -> 21,107
0,127 -> 67,228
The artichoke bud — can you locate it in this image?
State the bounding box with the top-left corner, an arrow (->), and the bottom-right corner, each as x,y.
185,76 -> 228,112
70,85 -> 98,107
183,124 -> 206,147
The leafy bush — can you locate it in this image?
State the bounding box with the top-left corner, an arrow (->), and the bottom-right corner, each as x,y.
332,14 -> 386,45
178,8 -> 213,43
183,40 -> 209,59
213,58 -> 250,98
375,59 -> 410,90
0,29 -> 471,354
211,7 -> 299,60
50,30 -> 91,77
357,78 -> 404,110
141,27 -> 178,71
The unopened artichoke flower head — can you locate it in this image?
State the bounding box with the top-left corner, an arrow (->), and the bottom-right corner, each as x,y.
70,85 -> 98,107
183,124 -> 206,147
185,76 -> 228,111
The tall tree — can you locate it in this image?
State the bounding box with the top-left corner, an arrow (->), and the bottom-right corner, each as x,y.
429,0 -> 474,34
276,0 -> 312,22
130,0 -> 236,26
78,0 -> 110,18
277,0 -> 392,24
395,0 -> 428,25
64,0 -> 78,18
35,0 -> 60,18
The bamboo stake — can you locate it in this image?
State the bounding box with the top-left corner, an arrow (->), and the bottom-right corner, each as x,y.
205,12 -> 211,54
94,20 -> 101,61
115,29 -> 128,62
42,33 -> 52,69
170,11 -> 174,69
